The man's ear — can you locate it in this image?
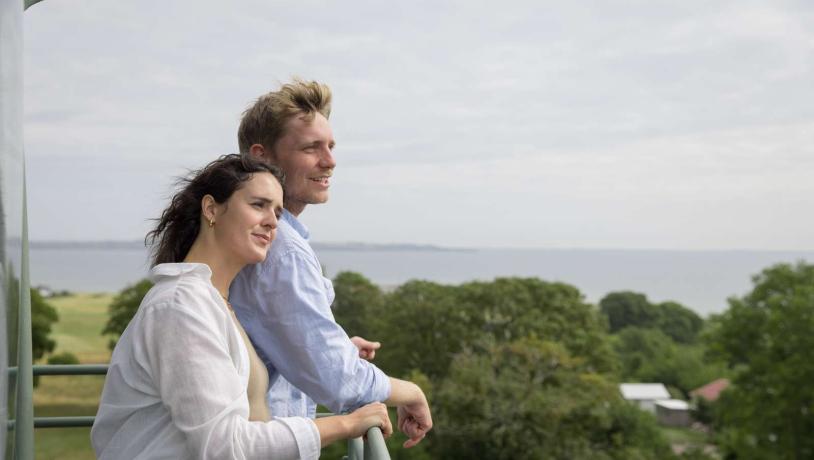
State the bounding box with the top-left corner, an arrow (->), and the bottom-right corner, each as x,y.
201,194 -> 218,225
248,144 -> 276,164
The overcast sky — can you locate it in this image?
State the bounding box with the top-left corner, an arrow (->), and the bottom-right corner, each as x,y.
22,0 -> 814,250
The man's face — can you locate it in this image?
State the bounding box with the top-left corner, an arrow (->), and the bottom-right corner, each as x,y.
268,112 -> 336,216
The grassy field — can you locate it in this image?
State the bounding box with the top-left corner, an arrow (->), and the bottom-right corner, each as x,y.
33,292 -> 112,460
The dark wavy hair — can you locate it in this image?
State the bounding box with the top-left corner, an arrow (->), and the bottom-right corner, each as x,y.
146,154 -> 284,266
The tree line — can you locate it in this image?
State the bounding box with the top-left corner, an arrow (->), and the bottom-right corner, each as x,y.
33,261 -> 812,459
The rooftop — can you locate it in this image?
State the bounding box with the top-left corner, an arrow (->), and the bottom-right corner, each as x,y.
656,399 -> 690,410
619,383 -> 671,401
690,378 -> 730,402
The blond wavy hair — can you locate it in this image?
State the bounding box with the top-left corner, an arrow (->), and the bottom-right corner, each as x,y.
238,78 -> 332,153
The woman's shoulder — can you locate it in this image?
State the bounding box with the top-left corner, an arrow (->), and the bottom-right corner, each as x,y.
143,263 -> 226,319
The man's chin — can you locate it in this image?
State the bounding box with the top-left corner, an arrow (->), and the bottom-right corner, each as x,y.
309,194 -> 330,205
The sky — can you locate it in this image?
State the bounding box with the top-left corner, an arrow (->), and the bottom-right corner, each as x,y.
22,0 -> 814,250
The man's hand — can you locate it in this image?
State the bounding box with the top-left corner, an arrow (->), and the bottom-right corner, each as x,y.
397,400 -> 433,448
350,336 -> 381,361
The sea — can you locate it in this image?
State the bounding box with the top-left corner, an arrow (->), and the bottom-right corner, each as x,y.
27,241 -> 814,317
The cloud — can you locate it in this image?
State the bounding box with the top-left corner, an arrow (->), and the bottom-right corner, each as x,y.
22,0 -> 814,249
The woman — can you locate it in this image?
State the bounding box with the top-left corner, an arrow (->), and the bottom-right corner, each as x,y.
91,155 -> 391,459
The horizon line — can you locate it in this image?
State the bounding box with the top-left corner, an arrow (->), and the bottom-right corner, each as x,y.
24,239 -> 814,253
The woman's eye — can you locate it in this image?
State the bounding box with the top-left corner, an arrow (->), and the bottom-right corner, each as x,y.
252,202 -> 264,208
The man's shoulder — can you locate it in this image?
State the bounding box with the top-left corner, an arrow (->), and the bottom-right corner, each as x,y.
268,219 -> 314,260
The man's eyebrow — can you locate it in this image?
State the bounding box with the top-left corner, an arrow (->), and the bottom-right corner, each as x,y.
302,139 -> 335,147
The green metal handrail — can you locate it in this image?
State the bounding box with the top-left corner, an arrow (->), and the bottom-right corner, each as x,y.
7,364 -> 109,378
346,427 -> 390,460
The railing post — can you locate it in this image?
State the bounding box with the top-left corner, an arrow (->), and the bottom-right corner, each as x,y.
346,436 -> 364,460
13,177 -> 34,460
363,427 -> 391,460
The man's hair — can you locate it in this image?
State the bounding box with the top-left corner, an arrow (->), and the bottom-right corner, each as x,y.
238,79 -> 332,154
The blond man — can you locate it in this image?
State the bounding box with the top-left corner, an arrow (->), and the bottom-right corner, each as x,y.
230,80 -> 432,448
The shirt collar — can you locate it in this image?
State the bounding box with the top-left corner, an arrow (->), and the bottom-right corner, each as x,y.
150,262 -> 212,281
281,208 -> 310,240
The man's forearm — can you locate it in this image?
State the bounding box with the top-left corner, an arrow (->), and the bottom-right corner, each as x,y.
384,377 -> 433,448
384,377 -> 426,407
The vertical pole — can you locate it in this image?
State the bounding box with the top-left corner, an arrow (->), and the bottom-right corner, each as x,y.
347,436 -> 364,460
363,427 -> 390,460
14,174 -> 33,460
0,0 -> 28,457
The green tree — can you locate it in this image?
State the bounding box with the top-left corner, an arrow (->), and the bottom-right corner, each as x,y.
103,278 -> 153,349
600,291 -> 660,333
655,301 -> 703,344
614,327 -> 726,396
706,262 -> 814,459
614,327 -> 677,382
431,337 -> 674,460
31,287 -> 58,361
456,277 -> 616,373
375,277 -> 616,381
47,351 -> 79,365
331,271 -> 384,339
374,280 -> 468,379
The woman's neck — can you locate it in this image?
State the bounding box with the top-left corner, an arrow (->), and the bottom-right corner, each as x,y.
183,239 -> 242,299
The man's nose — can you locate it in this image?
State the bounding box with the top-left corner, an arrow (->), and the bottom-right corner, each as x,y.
319,146 -> 336,169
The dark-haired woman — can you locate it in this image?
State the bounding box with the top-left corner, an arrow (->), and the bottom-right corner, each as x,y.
91,155 -> 391,459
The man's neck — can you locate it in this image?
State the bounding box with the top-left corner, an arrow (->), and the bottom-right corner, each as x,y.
285,202 -> 306,218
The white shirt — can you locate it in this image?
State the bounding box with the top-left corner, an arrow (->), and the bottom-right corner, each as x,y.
91,263 -> 320,460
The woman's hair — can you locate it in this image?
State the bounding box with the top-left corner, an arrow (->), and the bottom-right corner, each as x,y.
146,154 -> 284,266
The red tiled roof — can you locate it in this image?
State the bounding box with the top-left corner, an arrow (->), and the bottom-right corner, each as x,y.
690,378 -> 730,402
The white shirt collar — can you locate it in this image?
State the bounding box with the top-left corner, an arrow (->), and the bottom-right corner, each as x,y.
150,262 -> 212,281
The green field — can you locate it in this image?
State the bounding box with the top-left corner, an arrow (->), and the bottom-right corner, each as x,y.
33,292 -> 112,460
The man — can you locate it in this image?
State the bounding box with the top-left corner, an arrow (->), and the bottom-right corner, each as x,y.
229,79 -> 432,448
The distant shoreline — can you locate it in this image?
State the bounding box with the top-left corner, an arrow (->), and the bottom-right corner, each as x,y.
26,240 -> 814,253
29,240 -> 471,252
27,243 -> 814,315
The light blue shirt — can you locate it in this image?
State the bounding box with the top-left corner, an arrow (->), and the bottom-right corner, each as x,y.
230,210 -> 391,418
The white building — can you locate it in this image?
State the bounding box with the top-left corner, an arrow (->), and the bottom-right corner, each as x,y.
619,383 -> 671,414
655,399 -> 691,427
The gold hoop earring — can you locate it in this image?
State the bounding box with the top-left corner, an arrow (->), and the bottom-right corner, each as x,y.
208,218 -> 215,228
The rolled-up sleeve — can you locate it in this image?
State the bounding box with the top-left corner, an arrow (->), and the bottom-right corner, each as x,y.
140,301 -> 321,459
237,249 -> 391,414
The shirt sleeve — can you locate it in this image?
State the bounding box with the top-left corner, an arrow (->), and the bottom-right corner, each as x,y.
138,298 -> 321,460
236,249 -> 392,414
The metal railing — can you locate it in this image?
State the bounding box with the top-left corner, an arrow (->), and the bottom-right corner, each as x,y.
9,363 -> 390,459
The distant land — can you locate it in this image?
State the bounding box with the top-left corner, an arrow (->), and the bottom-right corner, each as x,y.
26,241 -> 814,314
27,240 -> 812,253
28,240 -> 470,252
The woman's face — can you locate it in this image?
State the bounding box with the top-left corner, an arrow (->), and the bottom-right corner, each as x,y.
213,172 -> 284,266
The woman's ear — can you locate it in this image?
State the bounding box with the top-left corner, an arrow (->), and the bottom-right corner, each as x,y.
201,195 -> 217,227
